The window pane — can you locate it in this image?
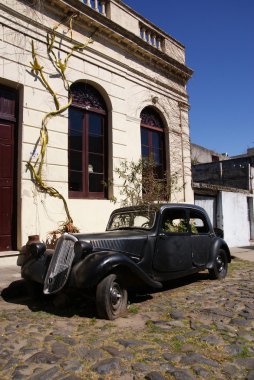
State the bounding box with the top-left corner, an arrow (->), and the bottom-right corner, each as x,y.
141,128 -> 148,146
89,135 -> 103,153
155,164 -> 164,179
89,153 -> 103,173
163,218 -> 189,233
69,151 -> 82,171
69,107 -> 83,192
89,113 -> 103,135
189,211 -> 209,233
153,148 -> 163,165
142,146 -> 149,158
162,209 -> 188,233
69,130 -> 82,151
89,173 -> 104,192
152,131 -> 161,149
69,107 -> 83,132
69,171 -> 83,192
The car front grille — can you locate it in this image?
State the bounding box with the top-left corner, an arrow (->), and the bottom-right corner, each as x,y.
43,233 -> 78,294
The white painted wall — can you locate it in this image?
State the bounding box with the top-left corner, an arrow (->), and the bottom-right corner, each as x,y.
195,191 -> 253,247
221,192 -> 250,247
247,196 -> 254,240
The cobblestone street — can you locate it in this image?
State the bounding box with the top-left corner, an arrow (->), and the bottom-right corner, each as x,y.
0,258 -> 254,380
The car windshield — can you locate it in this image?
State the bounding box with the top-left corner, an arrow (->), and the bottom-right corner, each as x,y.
107,209 -> 157,230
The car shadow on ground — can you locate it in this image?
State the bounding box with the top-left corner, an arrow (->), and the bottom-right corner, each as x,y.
1,272 -> 211,319
1,279 -> 98,318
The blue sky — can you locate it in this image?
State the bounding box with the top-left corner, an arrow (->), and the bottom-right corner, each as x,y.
123,0 -> 254,156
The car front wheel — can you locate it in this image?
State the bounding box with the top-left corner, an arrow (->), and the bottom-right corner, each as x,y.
96,273 -> 128,320
209,249 -> 228,280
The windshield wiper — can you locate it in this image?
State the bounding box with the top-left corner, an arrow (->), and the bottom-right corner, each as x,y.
109,226 -> 136,231
116,227 -> 134,230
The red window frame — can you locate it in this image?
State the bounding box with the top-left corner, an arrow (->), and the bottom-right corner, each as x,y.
140,107 -> 165,179
68,84 -> 108,199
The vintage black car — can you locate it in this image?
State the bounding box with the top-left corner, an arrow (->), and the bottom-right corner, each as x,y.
19,204 -> 231,320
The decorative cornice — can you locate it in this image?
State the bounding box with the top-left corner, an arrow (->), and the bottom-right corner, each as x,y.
52,0 -> 193,82
178,101 -> 190,111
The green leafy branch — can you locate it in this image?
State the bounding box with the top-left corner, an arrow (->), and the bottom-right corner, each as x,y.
113,158 -> 183,207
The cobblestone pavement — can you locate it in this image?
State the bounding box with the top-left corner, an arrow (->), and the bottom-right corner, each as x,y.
0,258 -> 254,380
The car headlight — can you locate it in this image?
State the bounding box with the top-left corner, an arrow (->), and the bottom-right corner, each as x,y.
28,242 -> 46,258
74,241 -> 93,256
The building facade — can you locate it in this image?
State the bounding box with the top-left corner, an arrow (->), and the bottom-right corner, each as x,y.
0,0 -> 193,251
191,143 -> 229,164
192,145 -> 254,247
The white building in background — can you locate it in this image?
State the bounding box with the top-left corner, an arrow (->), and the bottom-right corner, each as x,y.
0,0 -> 193,250
192,145 -> 254,247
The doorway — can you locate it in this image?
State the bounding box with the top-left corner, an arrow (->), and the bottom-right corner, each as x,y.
0,85 -> 18,250
194,194 -> 217,228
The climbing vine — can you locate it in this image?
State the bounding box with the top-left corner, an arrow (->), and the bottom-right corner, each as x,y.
27,14 -> 93,233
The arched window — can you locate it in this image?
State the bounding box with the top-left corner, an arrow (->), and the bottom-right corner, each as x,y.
140,106 -> 165,179
68,83 -> 107,199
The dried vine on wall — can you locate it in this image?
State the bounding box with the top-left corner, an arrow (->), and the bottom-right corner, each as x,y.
27,14 -> 93,234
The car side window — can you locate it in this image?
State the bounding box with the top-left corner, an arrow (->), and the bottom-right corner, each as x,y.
189,210 -> 209,234
161,209 -> 189,234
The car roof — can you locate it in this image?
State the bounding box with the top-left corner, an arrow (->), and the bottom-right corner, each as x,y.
111,203 -> 207,214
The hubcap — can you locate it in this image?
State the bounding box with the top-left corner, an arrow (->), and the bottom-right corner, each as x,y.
216,255 -> 224,272
110,283 -> 122,307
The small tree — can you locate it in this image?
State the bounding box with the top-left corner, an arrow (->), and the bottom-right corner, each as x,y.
113,158 -> 182,207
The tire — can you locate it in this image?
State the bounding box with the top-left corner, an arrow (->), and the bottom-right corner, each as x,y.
209,249 -> 228,280
96,274 -> 128,320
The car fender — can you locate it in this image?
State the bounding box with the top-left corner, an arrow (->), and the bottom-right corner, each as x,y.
21,250 -> 53,284
206,238 -> 231,269
71,250 -> 162,289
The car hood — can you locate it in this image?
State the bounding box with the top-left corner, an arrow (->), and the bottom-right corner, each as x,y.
73,230 -> 150,258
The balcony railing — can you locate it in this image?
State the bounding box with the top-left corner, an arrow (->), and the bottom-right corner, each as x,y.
80,0 -> 107,16
140,23 -> 163,51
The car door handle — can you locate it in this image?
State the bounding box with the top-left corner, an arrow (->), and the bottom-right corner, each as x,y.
159,233 -> 167,239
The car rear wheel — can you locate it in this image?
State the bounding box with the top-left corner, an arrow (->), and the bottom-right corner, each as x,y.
96,274 -> 128,320
209,249 -> 228,280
